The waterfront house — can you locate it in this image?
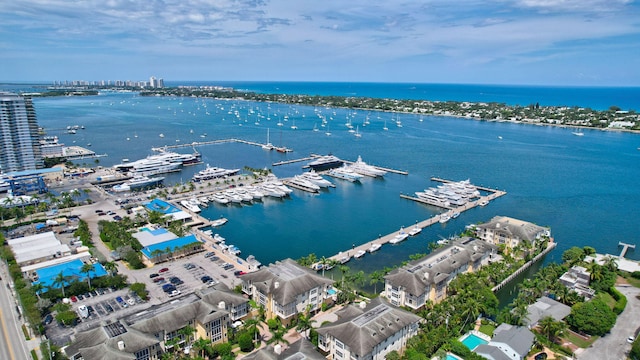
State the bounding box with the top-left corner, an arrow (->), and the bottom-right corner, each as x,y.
383,237 -> 496,308
474,216 -> 550,253
316,297 -> 421,360
524,297 -> 571,327
474,323 -> 535,360
240,258 -> 334,325
559,265 -> 595,300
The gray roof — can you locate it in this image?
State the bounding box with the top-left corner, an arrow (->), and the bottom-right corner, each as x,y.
491,323 -> 535,356
316,298 -> 421,357
474,344 -> 512,360
243,338 -> 325,360
241,258 -> 334,305
525,296 -> 571,326
196,287 -> 248,308
75,343 -> 137,360
384,237 -> 496,295
131,300 -> 224,334
65,321 -> 159,359
476,216 -> 548,242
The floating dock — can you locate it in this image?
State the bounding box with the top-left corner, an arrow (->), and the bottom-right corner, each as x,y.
310,178 -> 506,270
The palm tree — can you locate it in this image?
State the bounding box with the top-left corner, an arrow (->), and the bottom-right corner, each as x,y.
192,338 -> 211,358
80,263 -> 95,290
319,256 -> 329,277
267,325 -> 289,346
296,304 -> 316,339
339,265 -> 350,288
537,316 -> 566,343
31,282 -> 44,300
602,255 -> 618,272
178,324 -> 196,353
369,270 -> 385,294
53,271 -> 70,298
103,261 -> 118,276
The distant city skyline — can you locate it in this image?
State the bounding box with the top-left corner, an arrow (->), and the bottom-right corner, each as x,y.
1,1 -> 639,86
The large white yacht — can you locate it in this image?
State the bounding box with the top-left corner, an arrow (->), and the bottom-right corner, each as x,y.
298,171 -> 333,188
192,165 -> 240,182
180,198 -> 201,213
112,175 -> 164,192
286,175 -> 321,192
348,156 -> 387,177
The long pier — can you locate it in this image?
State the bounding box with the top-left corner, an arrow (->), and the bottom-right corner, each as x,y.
310,178 -> 506,269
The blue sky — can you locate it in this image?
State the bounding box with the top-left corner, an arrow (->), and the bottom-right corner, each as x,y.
1,0 -> 639,86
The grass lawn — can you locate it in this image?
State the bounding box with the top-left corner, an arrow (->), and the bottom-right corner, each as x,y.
478,324 -> 495,337
595,292 -> 616,309
621,274 -> 640,288
565,331 -> 598,348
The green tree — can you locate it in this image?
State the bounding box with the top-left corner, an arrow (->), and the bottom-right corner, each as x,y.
52,272 -> 70,298
237,331 -> 254,352
369,270 -> 385,294
80,263 -> 95,290
566,299 -> 616,336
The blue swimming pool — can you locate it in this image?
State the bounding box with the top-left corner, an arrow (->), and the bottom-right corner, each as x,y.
327,288 -> 337,295
446,354 -> 463,360
460,333 -> 489,350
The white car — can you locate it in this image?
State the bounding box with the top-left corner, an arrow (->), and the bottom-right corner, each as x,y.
628,336 -> 635,344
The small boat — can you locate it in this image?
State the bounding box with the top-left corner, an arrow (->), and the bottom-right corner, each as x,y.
213,234 -> 225,243
451,211 -> 460,219
211,217 -> 228,227
572,131 -> 584,136
368,243 -> 382,253
354,250 -> 366,259
311,263 -> 324,271
340,255 -> 351,264
408,224 -> 422,236
159,133 -> 165,138
479,199 -> 489,207
438,213 -> 451,223
389,227 -> 409,244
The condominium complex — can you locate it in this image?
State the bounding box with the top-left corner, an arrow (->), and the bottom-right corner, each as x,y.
384,237 -> 497,308
474,216 -> 551,251
240,258 -> 334,325
0,92 -> 43,172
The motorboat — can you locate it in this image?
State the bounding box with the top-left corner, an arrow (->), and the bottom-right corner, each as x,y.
210,192 -> 230,205
438,213 -> 451,223
326,165 -> 364,182
451,211 -> 460,219
223,191 -> 243,204
340,255 -> 351,264
180,198 -> 201,213
213,233 -> 225,242
389,228 -> 409,244
354,250 -> 366,258
367,243 -> 382,253
311,263 -> 324,271
211,217 -> 228,227
408,224 -> 422,236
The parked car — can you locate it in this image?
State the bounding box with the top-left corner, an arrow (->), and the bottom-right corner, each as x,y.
169,277 -> 182,285
204,252 -> 215,258
201,276 -> 212,283
152,277 -> 165,283
234,270 -> 246,276
158,267 -> 169,273
70,296 -> 78,303
44,314 -> 54,325
149,273 -> 159,278
628,336 -> 636,344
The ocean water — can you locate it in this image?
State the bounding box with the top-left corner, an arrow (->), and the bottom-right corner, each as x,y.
30,86 -> 640,276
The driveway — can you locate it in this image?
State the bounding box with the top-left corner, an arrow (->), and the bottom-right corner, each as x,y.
576,285 -> 640,360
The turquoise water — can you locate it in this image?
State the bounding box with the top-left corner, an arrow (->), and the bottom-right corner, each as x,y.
446,354 -> 463,360
30,87 -> 640,273
460,333 -> 489,350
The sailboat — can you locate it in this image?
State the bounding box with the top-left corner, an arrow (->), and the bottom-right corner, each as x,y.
383,119 -> 389,131
262,129 -> 274,150
290,118 -> 298,130
313,123 -> 319,132
354,125 -> 362,138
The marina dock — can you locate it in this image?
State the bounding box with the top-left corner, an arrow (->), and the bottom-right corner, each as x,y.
311,178 -> 506,270
619,242 -> 636,257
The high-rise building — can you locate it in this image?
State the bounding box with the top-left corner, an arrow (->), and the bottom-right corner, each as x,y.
0,92 -> 43,173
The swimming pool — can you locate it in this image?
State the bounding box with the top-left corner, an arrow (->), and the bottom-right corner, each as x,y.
327,288 -> 337,295
35,259 -> 108,290
460,333 -> 489,350
446,354 -> 464,360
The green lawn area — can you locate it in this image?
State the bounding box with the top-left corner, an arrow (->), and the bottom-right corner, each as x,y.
565,331 -> 598,348
595,292 -> 616,309
621,274 -> 640,288
478,324 -> 495,337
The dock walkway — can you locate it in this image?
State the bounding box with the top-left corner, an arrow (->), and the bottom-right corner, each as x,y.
311,178 -> 506,269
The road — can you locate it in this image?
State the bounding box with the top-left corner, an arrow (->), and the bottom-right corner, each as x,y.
577,285 -> 640,360
0,267 -> 31,360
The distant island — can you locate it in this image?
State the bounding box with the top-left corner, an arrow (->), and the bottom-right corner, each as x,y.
29,85 -> 640,132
